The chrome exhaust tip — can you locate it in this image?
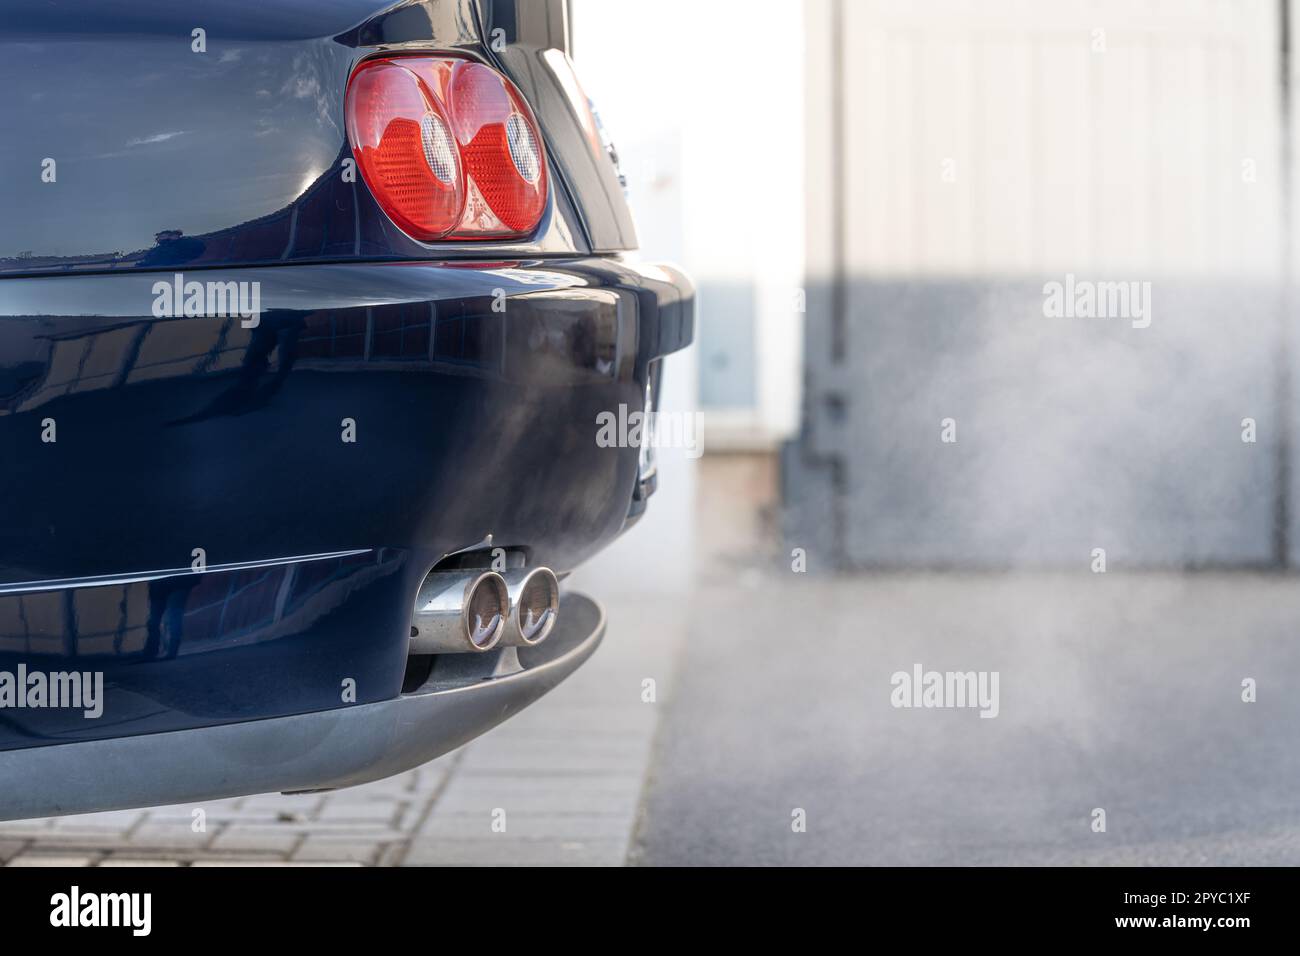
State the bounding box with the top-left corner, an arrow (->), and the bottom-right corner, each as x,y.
500,567 -> 560,647
410,570 -> 509,653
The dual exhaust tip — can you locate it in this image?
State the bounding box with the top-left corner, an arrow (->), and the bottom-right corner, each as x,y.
411,566 -> 559,654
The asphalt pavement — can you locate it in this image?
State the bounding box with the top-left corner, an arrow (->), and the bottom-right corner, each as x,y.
631,571 -> 1300,865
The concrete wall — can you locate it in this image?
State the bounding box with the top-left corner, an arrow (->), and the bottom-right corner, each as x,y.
789,0 -> 1299,568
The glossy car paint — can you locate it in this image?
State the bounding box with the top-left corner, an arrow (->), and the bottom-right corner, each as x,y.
0,0 -> 693,762
0,0 -> 638,275
0,256 -> 691,750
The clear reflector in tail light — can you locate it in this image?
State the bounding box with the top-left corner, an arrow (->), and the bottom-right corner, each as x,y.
447,61 -> 547,235
345,56 -> 549,242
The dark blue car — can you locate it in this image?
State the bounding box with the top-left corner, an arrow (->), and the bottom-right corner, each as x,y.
0,0 -> 692,819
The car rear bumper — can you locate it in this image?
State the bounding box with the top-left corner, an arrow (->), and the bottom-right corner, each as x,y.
0,256 -> 691,757
0,591 -> 604,821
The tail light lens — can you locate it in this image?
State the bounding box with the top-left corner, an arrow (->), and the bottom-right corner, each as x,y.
346,61 -> 464,240
345,56 -> 549,242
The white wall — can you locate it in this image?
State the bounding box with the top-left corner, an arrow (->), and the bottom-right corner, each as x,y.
570,0 -> 805,447
565,1 -> 697,595
822,0 -> 1281,280
795,0 -> 1293,569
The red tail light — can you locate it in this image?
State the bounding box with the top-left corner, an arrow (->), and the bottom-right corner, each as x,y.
345,56 -> 549,242
346,60 -> 464,240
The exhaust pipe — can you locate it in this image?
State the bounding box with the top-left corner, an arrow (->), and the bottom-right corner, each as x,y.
410,570 -> 509,653
500,567 -> 560,647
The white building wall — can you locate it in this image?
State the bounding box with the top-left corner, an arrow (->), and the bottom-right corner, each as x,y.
572,0 -> 805,449
796,0 -> 1294,569
827,0 -> 1281,281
